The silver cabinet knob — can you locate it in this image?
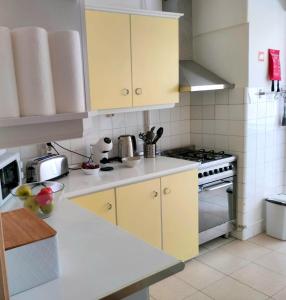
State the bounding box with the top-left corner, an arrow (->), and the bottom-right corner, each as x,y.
107,203 -> 113,210
152,191 -> 159,198
135,88 -> 142,95
163,188 -> 171,195
121,88 -> 129,96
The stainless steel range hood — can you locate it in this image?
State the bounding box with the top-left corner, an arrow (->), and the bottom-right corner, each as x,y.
179,60 -> 235,92
163,0 -> 235,93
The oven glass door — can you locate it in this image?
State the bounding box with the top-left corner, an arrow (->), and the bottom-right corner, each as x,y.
199,177 -> 235,233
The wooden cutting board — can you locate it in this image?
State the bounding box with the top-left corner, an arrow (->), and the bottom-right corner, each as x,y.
2,208 -> 57,251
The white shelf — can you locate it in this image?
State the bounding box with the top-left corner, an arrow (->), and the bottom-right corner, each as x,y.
0,112 -> 88,128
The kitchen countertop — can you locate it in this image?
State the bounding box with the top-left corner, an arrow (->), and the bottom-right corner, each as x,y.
61,156 -> 200,198
9,199 -> 184,300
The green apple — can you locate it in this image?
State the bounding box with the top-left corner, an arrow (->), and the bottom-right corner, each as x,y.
40,202 -> 54,215
24,196 -> 39,213
16,184 -> 32,200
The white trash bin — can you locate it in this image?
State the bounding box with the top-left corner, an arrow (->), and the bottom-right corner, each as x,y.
266,194 -> 286,240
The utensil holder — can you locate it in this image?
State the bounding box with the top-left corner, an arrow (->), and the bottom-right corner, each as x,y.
144,144 -> 156,158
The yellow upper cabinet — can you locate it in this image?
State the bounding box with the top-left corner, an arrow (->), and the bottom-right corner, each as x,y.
116,179 -> 162,249
85,10 -> 133,110
131,15 -> 179,106
85,9 -> 180,110
71,189 -> 117,225
161,170 -> 199,261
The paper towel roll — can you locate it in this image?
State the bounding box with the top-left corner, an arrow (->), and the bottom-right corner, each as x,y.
12,27 -> 56,116
49,30 -> 85,114
0,27 -> 20,118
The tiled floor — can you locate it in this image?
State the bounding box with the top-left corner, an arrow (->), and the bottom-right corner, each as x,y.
150,234 -> 286,300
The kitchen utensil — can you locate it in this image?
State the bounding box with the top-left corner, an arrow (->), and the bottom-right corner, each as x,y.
152,127 -> 164,144
118,135 -> 137,158
139,132 -> 146,142
146,130 -> 155,144
122,156 -> 141,168
26,154 -> 69,183
11,181 -> 64,218
144,144 -> 156,158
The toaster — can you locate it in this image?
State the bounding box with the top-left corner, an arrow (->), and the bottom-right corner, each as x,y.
26,154 -> 69,183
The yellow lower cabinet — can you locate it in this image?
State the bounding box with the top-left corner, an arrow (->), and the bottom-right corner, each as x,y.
116,179 -> 162,249
161,170 -> 199,261
71,189 -> 116,225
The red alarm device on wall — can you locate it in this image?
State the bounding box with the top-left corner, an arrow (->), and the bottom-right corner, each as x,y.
268,49 -> 281,92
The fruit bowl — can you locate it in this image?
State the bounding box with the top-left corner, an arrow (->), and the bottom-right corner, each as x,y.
11,181 -> 64,218
81,161 -> 100,175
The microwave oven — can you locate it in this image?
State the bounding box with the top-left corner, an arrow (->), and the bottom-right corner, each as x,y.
0,152 -> 22,207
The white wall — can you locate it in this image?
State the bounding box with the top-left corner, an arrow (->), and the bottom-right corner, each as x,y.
87,0 -> 162,10
248,0 -> 286,87
192,0 -> 248,36
192,0 -> 249,88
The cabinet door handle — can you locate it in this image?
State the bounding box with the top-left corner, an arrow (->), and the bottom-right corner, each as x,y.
107,203 -> 113,210
163,188 -> 171,195
152,191 -> 159,198
121,88 -> 129,96
135,88 -> 142,95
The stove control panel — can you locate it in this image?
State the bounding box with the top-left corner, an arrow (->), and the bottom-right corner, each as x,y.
198,162 -> 236,181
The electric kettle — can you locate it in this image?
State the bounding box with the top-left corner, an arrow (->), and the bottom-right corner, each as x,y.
118,135 -> 137,158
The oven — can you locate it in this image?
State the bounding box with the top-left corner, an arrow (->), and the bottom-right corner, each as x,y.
199,176 -> 236,245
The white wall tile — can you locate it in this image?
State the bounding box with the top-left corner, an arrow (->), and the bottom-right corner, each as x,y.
215,90 -> 229,104
111,113 -> 126,129
229,105 -> 245,121
179,93 -> 191,106
203,105 -> 215,119
202,120 -> 215,134
190,120 -> 203,133
159,108 -> 171,122
229,120 -> 245,136
190,92 -> 203,106
203,91 -> 215,105
215,105 -> 229,119
215,120 -> 229,135
190,106 -> 202,120
171,106 -> 181,121
229,87 -> 245,104
215,135 -> 229,151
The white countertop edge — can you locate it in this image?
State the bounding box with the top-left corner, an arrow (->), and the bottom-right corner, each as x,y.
64,162 -> 200,198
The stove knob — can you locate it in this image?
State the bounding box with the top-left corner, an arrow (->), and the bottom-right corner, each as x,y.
219,168 -> 223,173
198,173 -> 203,178
209,170 -> 214,175
224,167 -> 228,171
214,169 -> 218,174
229,165 -> 233,170
203,171 -> 209,177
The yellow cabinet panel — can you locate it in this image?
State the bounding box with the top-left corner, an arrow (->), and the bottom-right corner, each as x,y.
72,189 -> 116,225
131,15 -> 179,106
116,179 -> 161,249
161,170 -> 199,261
85,10 -> 133,110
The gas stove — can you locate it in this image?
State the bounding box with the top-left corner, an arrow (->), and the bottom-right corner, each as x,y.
162,147 -> 236,185
162,146 -> 237,245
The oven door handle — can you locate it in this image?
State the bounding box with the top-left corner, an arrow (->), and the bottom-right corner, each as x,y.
203,182 -> 232,191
